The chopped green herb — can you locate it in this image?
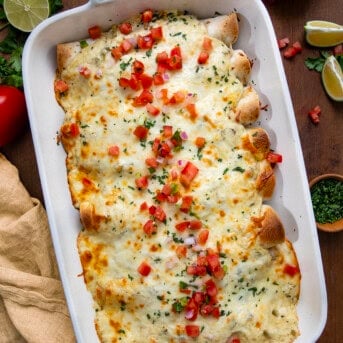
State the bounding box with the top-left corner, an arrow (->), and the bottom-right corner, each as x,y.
232,166 -> 245,173
80,40 -> 89,49
310,178 -> 343,223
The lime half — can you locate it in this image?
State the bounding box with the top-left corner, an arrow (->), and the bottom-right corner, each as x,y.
322,55 -> 343,102
305,20 -> 343,47
4,0 -> 49,32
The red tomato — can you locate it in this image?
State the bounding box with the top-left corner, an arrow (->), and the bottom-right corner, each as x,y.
198,51 -> 210,64
141,9 -> 153,23
132,90 -> 153,107
150,26 -> 163,41
277,37 -> 290,49
180,161 -> 199,187
202,37 -> 213,51
198,229 -> 209,245
146,103 -> 160,116
143,219 -> 157,235
180,195 -> 193,213
133,125 -> 149,140
132,60 -> 144,74
118,22 -> 132,35
308,105 -> 321,124
195,137 -> 206,148
137,261 -> 152,276
0,86 -> 28,147
266,152 -> 283,164
154,206 -> 166,222
135,175 -> 149,189
153,73 -> 164,86
88,25 -> 102,39
283,263 -> 300,277
108,145 -> 120,156
185,325 -> 200,337
175,221 -> 191,232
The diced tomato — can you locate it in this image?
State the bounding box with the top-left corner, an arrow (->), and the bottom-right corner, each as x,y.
132,60 -> 144,74
202,37 -> 213,51
277,37 -> 290,49
292,41 -> 302,53
266,152 -> 283,164
283,46 -> 298,59
180,161 -> 199,187
176,245 -> 187,258
133,125 -> 149,140
168,55 -> 182,70
149,205 -> 156,215
227,338 -> 241,343
111,46 -> 123,60
192,291 -> 205,305
170,46 -> 181,57
198,229 -> 209,245
154,206 -> 166,222
283,263 -> 300,277
108,145 -> 120,156
135,175 -> 149,189
180,195 -> 193,213
186,103 -> 198,120
205,279 -> 218,297
79,66 -> 91,78
158,142 -> 171,157
137,261 -> 152,276
153,73 -> 165,85
169,91 -> 186,104
88,25 -> 101,39
129,74 -> 140,91
141,9 -> 153,23
195,137 -> 206,148
158,88 -> 170,105
150,26 -> 163,41
167,46 -> 182,70
137,34 -> 154,49
157,192 -> 168,203
143,219 -> 157,235
163,125 -> 173,138
200,304 -> 214,316
197,255 -> 207,266
167,194 -> 179,203
184,298 -> 198,321
146,103 -> 160,116
211,307 -> 220,318
69,123 -> 80,137
308,105 -> 321,124
140,202 -> 148,211
133,90 -> 153,107
145,157 -> 158,168
189,220 -> 202,230
187,265 -> 207,276
156,51 -> 169,64
185,325 -> 200,338
198,51 -> 210,64
119,77 -> 131,88
175,221 -> 191,232
152,138 -> 161,154
207,253 -> 225,280
119,22 -> 132,35
161,183 -> 172,195
54,79 -> 69,93
283,41 -> 302,59
138,73 -> 153,89
120,39 -> 132,53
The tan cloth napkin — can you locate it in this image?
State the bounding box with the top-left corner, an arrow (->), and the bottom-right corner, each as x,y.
0,153 -> 75,343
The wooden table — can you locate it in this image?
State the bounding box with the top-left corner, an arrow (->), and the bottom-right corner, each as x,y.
1,0 -> 342,341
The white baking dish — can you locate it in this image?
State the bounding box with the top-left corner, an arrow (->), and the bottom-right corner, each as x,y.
22,0 -> 327,342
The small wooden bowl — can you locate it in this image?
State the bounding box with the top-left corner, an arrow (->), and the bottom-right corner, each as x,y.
309,174 -> 343,232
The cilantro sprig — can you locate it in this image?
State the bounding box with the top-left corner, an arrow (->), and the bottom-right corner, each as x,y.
305,50 -> 343,73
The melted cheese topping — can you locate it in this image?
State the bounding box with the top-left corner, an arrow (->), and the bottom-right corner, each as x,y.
57,10 -> 300,343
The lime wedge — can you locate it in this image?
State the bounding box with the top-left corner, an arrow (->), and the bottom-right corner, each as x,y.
322,55 -> 343,102
305,20 -> 343,47
4,0 -> 49,32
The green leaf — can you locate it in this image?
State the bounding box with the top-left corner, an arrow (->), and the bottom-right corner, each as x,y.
305,56 -> 326,72
49,0 -> 63,15
336,55 -> 343,70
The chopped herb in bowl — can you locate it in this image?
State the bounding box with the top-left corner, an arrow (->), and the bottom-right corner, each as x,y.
310,177 -> 343,224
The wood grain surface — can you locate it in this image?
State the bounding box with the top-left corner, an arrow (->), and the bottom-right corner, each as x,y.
1,0 -> 342,341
